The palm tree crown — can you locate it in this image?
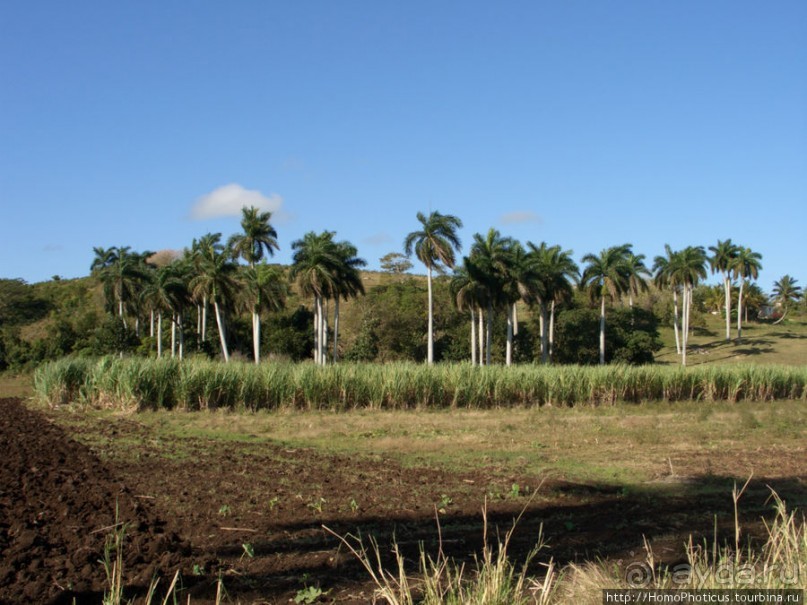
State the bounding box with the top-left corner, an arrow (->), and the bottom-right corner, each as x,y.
580,244 -> 632,303
404,211 -> 463,272
771,275 -> 801,322
228,206 -> 279,267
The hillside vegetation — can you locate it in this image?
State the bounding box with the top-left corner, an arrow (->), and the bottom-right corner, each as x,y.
2,271 -> 806,372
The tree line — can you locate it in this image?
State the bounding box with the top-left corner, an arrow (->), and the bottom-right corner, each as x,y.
0,208 -> 803,371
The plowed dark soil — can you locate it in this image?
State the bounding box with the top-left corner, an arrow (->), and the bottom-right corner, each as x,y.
0,398 -> 189,605
1,397 -> 805,604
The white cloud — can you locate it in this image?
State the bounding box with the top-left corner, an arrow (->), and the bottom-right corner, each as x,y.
191,183 -> 283,220
363,232 -> 393,246
500,211 -> 542,225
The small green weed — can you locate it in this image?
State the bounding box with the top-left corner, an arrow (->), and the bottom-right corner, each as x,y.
294,585 -> 323,604
437,494 -> 453,513
307,497 -> 326,514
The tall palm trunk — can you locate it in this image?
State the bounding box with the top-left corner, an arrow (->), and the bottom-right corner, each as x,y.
470,308 -> 477,365
253,310 -> 261,364
672,289 -> 681,355
178,311 -> 184,360
549,300 -> 556,362
485,302 -> 493,366
427,265 -> 434,364
540,305 -> 550,365
477,308 -> 484,366
599,296 -> 606,365
736,281 -> 745,342
253,311 -> 261,364
322,308 -> 329,365
512,303 -> 519,336
723,275 -> 731,341
157,311 -> 163,358
315,296 -> 325,365
150,310 -> 155,338
214,301 -> 229,362
201,296 -> 208,342
333,299 -> 341,363
118,297 -> 126,328
505,305 -> 513,366
171,313 -> 177,357
196,304 -> 201,347
681,286 -> 691,367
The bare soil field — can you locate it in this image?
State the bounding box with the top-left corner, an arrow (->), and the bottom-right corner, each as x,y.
1,396 -> 805,604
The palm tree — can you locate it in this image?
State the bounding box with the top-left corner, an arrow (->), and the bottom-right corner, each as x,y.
289,231 -> 342,365
330,240 -> 366,363
624,250 -> 650,308
189,233 -> 225,344
669,246 -> 708,366
527,242 -> 579,363
652,244 -> 683,355
143,263 -> 187,358
466,229 -> 519,365
449,256 -> 481,365
771,275 -> 801,324
228,207 -> 280,364
90,245 -> 149,327
189,246 -> 238,362
241,263 -> 288,363
708,239 -> 739,341
730,247 -> 763,341
741,282 -> 767,323
580,244 -> 631,365
228,206 -> 279,267
404,211 -> 463,364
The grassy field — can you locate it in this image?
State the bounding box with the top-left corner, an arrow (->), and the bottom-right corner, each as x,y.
655,314 -> 807,366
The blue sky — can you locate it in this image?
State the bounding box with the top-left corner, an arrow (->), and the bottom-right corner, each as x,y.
1,1 -> 805,292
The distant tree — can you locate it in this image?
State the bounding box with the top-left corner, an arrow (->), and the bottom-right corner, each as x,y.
741,282 -> 766,323
189,246 -> 238,362
580,244 -> 632,365
265,306 -> 315,362
624,250 -> 650,308
90,246 -> 149,327
142,264 -> 186,358
228,206 -> 280,267
730,247 -> 762,341
670,246 -> 708,366
771,275 -> 801,323
708,239 -> 740,341
553,306 -> 662,365
653,245 -> 683,355
467,229 -> 518,365
188,233 -> 224,344
379,252 -> 413,276
526,242 -> 579,363
330,240 -> 366,363
241,263 -> 287,363
228,206 -> 280,364
289,231 -> 341,365
450,261 -> 488,365
404,211 -> 463,365
0,279 -> 50,325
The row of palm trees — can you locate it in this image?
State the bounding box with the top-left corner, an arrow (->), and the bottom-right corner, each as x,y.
406,211 -> 773,367
91,206 -> 792,367
91,207 -> 365,364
